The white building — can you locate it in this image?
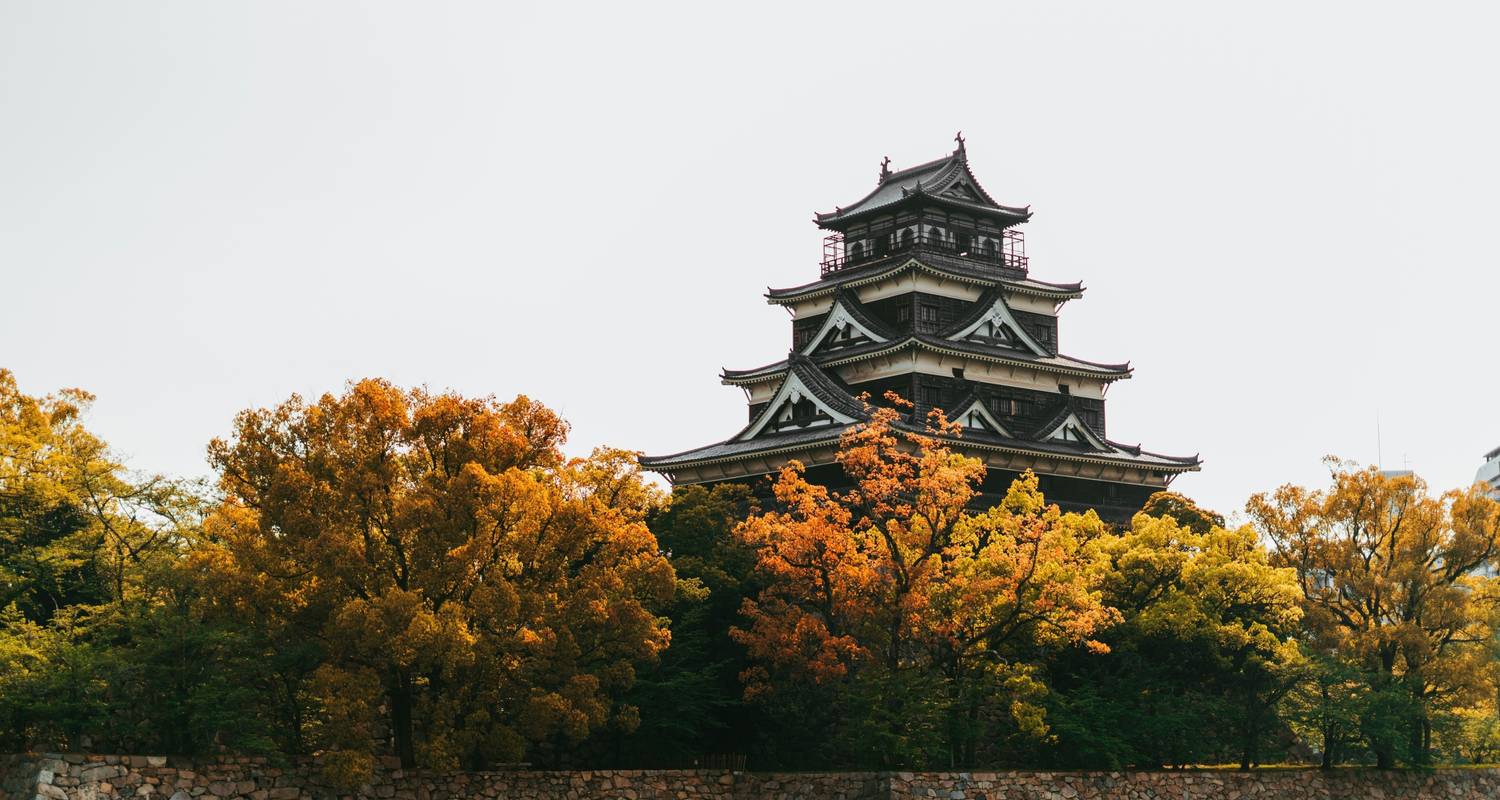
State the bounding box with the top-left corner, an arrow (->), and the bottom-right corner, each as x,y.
1478,446 -> 1500,499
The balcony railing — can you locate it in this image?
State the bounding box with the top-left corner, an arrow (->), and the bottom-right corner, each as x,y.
821,228 -> 1027,276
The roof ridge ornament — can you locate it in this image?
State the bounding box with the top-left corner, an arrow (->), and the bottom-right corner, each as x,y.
878,156 -> 892,183
954,131 -> 966,157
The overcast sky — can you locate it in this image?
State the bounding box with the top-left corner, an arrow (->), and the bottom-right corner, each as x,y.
3,1 -> 1497,520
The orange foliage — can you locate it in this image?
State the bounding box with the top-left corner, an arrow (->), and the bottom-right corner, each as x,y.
196,379 -> 674,774
732,396 -> 1117,730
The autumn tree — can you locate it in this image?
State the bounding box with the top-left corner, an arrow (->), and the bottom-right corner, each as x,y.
200,379 -> 676,775
0,369 -> 270,754
1248,460 -> 1500,767
731,397 -> 1116,767
1077,512 -> 1302,769
0,368 -> 190,622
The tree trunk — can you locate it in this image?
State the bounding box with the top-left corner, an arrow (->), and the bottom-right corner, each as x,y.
1373,649 -> 1397,769
1319,684 -> 1334,769
1320,718 -> 1333,769
390,669 -> 417,768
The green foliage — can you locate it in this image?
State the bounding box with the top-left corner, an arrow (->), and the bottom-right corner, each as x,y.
1044,509 -> 1304,769
599,483 -> 760,767
6,366 -> 1500,772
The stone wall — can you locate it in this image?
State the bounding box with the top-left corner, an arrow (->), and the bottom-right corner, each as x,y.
5,754 -> 1500,800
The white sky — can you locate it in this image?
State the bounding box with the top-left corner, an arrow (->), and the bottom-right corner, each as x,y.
3,1 -> 1497,521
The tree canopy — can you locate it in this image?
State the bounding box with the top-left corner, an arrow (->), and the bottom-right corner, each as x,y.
5,370 -> 1500,772
200,379 -> 676,775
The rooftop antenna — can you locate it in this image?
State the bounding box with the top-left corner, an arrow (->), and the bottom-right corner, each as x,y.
1376,409 -> 1383,469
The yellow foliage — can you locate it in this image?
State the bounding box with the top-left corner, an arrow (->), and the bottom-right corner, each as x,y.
199,379 -> 675,767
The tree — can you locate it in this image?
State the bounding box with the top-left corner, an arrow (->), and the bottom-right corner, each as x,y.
201,379 -> 676,775
0,370 -> 221,753
0,368 -> 188,622
731,396 -> 1116,768
1247,459 -> 1500,767
1044,506 -> 1303,769
1139,490 -> 1225,534
602,483 -> 758,767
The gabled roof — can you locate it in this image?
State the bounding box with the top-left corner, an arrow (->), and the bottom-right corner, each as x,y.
800,289 -> 897,356
734,355 -> 869,441
940,288 -> 1050,357
948,392 -> 1014,438
1032,405 -> 1113,452
765,254 -> 1084,305
814,143 -> 1032,229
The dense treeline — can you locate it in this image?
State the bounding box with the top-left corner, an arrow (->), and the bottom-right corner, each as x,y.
3,371 -> 1499,776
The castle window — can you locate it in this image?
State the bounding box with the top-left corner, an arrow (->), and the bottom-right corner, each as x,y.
922,386 -> 942,406
919,304 -> 939,323
847,241 -> 864,261
982,238 -> 998,259
900,228 -> 914,248
1059,384 -> 1070,395
989,397 -> 1020,417
897,305 -> 912,323
927,227 -> 943,244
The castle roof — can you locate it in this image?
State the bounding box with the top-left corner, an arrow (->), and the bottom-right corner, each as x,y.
814,143 -> 1032,229
721,336 -> 1131,387
765,254 -> 1083,305
644,358 -> 1196,474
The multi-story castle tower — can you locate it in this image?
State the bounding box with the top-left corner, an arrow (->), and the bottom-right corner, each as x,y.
642,138 -> 1199,521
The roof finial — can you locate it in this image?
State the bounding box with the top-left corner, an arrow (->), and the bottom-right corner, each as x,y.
878,155 -> 892,182
954,130 -> 966,156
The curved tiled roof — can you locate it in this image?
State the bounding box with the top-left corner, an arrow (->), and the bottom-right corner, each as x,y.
814,146 -> 1031,228
725,354 -> 871,442
765,254 -> 1084,304
829,288 -> 898,342
641,416 -> 1201,473
722,335 -> 1130,387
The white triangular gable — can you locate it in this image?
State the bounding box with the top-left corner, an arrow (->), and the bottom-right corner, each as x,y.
738,371 -> 859,441
802,298 -> 890,355
1040,411 -> 1111,451
952,398 -> 1013,437
948,297 -> 1048,356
